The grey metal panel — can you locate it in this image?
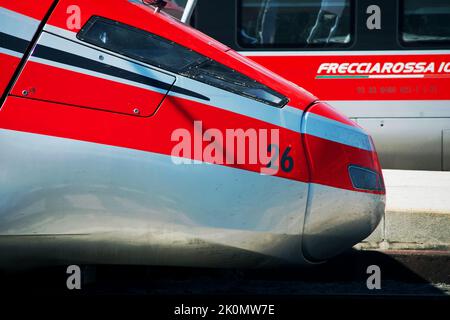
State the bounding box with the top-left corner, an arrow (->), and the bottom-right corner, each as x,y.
356,118 -> 450,170
444,130 -> 450,171
302,184 -> 385,261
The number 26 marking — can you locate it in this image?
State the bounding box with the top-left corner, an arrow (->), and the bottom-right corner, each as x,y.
266,144 -> 294,173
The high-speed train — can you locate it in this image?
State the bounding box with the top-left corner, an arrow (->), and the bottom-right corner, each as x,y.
0,0 -> 384,268
189,0 -> 450,171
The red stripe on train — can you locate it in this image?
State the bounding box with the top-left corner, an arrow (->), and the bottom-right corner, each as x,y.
0,95 -> 308,182
303,134 -> 384,195
0,0 -> 54,21
0,53 -> 21,96
0,95 -> 378,193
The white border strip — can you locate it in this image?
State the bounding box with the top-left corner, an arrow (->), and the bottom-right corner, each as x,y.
0,7 -> 39,41
369,74 -> 425,79
0,47 -> 24,59
302,113 -> 372,151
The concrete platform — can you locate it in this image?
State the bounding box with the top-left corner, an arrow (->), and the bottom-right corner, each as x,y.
357,169 -> 450,251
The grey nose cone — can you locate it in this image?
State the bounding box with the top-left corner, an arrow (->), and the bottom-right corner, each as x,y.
302,184 -> 385,261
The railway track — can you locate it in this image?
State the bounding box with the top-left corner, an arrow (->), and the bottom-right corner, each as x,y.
1,249 -> 448,297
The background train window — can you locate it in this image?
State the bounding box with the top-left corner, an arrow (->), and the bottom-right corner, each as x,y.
238,0 -> 353,48
401,0 -> 450,46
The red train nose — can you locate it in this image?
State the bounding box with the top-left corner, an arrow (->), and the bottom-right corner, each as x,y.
301,102 -> 385,261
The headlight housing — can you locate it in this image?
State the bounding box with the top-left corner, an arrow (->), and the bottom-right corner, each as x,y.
348,165 -> 385,192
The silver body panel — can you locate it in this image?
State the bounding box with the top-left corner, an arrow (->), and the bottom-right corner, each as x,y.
0,129 -> 310,267
303,184 -> 385,261
0,128 -> 385,267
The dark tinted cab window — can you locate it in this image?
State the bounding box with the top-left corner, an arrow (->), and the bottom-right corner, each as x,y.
77,16 -> 206,72
238,0 -> 352,48
78,16 -> 287,107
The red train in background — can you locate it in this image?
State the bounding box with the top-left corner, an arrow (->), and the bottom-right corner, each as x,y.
191,0 -> 450,171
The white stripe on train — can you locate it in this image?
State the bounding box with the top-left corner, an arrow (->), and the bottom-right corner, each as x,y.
0,7 -> 39,41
